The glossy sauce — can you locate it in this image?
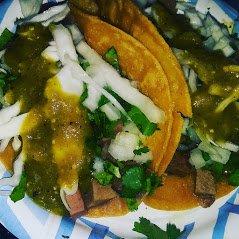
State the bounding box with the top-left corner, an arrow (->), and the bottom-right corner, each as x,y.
3,24 -> 92,215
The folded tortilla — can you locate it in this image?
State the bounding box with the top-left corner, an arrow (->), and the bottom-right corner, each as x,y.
70,8 -> 173,175
69,0 -> 192,176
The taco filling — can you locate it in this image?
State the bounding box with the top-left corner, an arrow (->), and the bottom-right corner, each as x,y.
0,0 -> 238,217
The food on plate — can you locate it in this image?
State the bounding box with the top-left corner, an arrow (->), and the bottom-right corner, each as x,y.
0,0 -> 238,217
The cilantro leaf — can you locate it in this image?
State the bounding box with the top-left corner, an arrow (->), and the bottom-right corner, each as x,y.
104,47 -> 121,73
104,161 -> 121,178
134,146 -> 150,155
10,172 -> 27,203
0,28 -> 14,51
80,83 -> 88,102
167,223 -> 183,239
133,217 -> 168,239
94,171 -> 113,186
128,106 -> 158,136
80,60 -> 90,71
228,169 -> 239,186
121,166 -> 144,198
88,110 -> 119,139
125,198 -> 139,211
145,172 -> 162,195
133,217 -> 183,239
98,95 -> 110,107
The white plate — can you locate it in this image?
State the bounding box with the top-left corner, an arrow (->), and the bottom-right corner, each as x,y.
0,1 -> 239,238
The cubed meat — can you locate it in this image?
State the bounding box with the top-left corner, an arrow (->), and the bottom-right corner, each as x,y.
195,169 -> 216,208
66,190 -> 85,217
87,180 -> 117,208
166,152 -> 193,177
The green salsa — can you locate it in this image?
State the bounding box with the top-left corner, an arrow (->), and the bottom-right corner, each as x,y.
151,3 -> 239,145
4,24 -> 92,215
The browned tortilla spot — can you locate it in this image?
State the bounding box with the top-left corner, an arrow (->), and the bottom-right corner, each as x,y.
70,9 -> 173,173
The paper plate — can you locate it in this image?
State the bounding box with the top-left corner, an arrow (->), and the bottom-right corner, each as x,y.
0,1 -> 239,238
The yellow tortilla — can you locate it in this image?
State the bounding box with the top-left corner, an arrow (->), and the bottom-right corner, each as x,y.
70,9 -> 173,173
70,0 -> 192,175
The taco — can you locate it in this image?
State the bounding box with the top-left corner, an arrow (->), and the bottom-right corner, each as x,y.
69,0 -> 192,176
69,0 -> 237,211
0,3 -> 173,217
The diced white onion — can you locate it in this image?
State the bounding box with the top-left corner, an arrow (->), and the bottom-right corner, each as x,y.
100,103 -> 121,121
198,142 -> 231,164
66,57 -> 128,117
93,157 -> 104,173
76,41 -> 165,124
12,136 -> 22,152
42,5 -> 70,27
133,151 -> 152,164
68,24 -> 83,45
82,84 -> 102,111
0,113 -> 28,140
182,118 -> 189,135
189,148 -> 206,169
0,101 -> 21,125
51,24 -> 78,65
0,153 -> 24,188
56,65 -> 84,96
41,45 -> 60,62
123,122 -> 141,136
188,69 -> 197,93
108,132 -> 139,161
20,4 -> 69,25
222,45 -> 235,57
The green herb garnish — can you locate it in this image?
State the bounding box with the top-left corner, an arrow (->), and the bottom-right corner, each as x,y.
125,198 -> 139,211
104,47 -> 121,73
134,146 -> 150,155
121,166 -> 145,198
80,82 -> 88,102
80,60 -> 90,71
94,171 -> 113,186
104,161 -> 121,178
10,172 -> 27,203
128,106 -> 158,136
133,217 -> 183,239
0,28 -> 14,51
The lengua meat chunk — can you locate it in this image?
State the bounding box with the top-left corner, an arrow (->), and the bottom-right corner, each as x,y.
195,169 -> 216,208
87,180 -> 118,208
66,190 -> 85,217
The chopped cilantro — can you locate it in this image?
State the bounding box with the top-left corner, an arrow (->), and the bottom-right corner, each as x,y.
104,161 -> 121,178
201,151 -> 211,161
104,47 -> 121,73
94,171 -> 113,186
133,217 -> 183,239
121,166 -> 144,198
125,198 -> 139,211
10,172 -> 27,203
134,146 -> 150,155
88,110 -> 119,139
167,223 -> 184,239
80,83 -> 88,102
228,169 -> 239,186
80,60 -> 90,71
98,95 -> 110,107
0,28 -> 14,51
145,172 -> 162,195
128,106 -> 158,136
